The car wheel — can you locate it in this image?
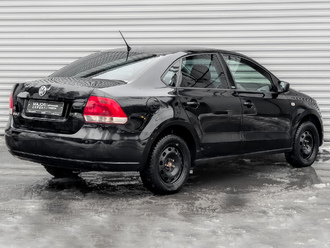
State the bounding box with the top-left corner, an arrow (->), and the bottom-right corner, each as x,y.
140,135 -> 191,194
43,165 -> 80,178
285,121 -> 319,168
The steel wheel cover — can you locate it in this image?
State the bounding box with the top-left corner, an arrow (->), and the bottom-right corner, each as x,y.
158,146 -> 184,184
299,130 -> 314,159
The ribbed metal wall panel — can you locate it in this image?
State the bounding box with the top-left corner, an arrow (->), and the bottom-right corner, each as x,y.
1,0 -> 330,142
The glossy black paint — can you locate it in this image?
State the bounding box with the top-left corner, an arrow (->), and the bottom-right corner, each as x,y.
5,47 -> 323,173
178,88 -> 242,157
238,91 -> 292,152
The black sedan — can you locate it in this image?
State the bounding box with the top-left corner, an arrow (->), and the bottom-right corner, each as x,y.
5,47 -> 323,194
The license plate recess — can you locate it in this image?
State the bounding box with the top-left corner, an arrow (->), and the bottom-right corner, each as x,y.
26,100 -> 64,116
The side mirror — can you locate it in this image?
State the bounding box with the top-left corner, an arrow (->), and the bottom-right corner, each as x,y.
279,81 -> 290,93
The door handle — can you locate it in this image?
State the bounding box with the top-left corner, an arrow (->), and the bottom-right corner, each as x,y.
243,100 -> 253,108
214,110 -> 229,115
185,100 -> 200,108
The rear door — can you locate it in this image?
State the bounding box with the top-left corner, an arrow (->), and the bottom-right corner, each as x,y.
222,53 -> 292,153
177,53 -> 242,157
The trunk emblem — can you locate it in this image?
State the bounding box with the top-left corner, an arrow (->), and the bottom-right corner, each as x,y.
38,86 -> 48,96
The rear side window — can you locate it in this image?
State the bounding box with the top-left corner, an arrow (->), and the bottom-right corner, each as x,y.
162,60 -> 180,87
179,54 -> 228,89
223,54 -> 274,92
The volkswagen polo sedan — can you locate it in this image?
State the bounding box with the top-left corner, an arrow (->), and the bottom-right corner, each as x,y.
5,47 -> 323,194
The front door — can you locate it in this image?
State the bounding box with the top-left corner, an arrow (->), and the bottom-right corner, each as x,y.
222,54 -> 292,153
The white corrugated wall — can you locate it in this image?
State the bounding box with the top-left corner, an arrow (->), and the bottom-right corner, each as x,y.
1,0 -> 330,142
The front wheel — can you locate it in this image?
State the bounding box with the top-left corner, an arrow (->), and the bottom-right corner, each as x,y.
285,121 -> 320,168
140,135 -> 191,194
43,165 -> 80,178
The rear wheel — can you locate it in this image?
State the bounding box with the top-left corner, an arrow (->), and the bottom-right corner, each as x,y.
140,135 -> 191,194
285,121 -> 319,167
43,165 -> 80,178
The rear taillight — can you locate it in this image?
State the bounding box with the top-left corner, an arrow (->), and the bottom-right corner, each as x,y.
9,92 -> 13,115
83,96 -> 127,124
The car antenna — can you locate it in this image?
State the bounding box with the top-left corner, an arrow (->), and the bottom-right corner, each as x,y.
119,30 -> 131,52
119,31 -> 131,62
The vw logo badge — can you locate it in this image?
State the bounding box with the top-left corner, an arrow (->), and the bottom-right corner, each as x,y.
38,86 -> 47,96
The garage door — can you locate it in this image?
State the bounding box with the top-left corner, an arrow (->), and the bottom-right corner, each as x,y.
1,0 -> 330,142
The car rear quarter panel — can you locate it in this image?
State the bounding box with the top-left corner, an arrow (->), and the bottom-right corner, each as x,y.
104,88 -> 200,169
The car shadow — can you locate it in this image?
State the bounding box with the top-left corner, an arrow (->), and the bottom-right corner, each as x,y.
42,172 -> 149,197
186,156 -> 322,192
28,154 -> 326,199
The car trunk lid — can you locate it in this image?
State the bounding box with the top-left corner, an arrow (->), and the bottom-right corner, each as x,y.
12,77 -> 126,134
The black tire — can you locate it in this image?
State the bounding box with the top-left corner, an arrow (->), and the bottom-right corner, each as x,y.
140,135 -> 191,194
285,121 -> 319,168
43,165 -> 80,178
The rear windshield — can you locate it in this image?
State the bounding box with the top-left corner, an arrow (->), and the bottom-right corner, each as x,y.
51,51 -> 157,80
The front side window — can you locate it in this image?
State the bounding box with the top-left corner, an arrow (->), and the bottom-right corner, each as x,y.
179,54 -> 228,89
223,54 -> 273,92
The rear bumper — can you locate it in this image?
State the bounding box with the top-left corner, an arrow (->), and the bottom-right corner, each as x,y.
5,126 -> 144,171
9,150 -> 140,171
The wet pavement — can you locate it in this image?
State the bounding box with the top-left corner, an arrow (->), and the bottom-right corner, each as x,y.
1,136 -> 330,248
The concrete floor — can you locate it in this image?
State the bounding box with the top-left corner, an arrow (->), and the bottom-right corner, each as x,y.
1,136 -> 330,248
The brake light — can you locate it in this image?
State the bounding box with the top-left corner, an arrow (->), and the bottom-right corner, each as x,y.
83,96 -> 127,124
9,92 -> 13,115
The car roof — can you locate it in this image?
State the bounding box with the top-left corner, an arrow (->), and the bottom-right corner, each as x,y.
101,46 -> 235,56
